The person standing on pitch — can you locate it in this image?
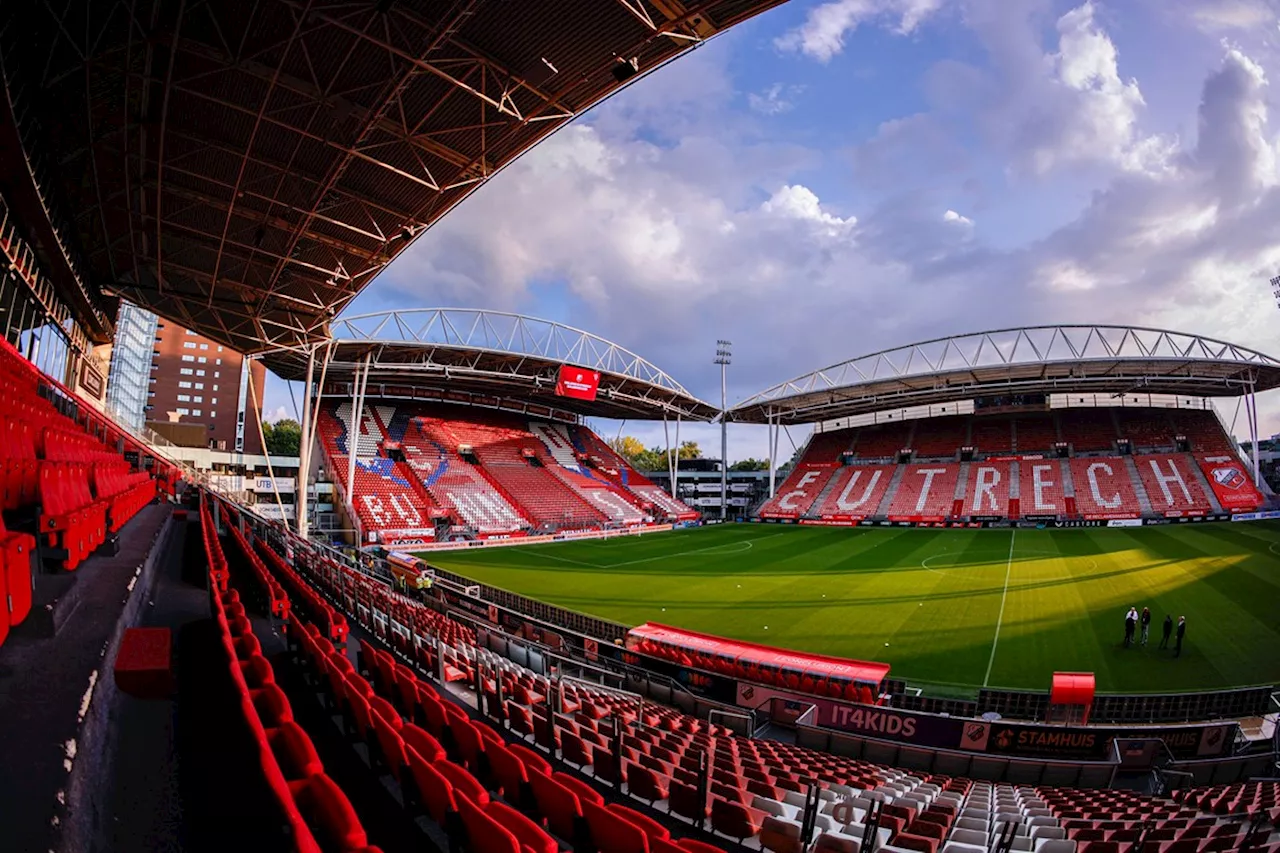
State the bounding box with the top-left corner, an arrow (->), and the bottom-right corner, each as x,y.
1140,607 -> 1151,646
1159,614 -> 1173,650
1124,606 -> 1138,647
1175,616 -> 1186,658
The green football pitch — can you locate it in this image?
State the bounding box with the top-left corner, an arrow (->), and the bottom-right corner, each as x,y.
421,522 -> 1280,695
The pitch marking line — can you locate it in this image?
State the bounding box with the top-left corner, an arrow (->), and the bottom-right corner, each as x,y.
600,533 -> 786,569
1269,542 -> 1280,557
983,528 -> 1016,688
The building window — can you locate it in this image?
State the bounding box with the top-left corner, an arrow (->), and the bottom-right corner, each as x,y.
149,377 -> 157,384
196,369 -> 205,376
185,329 -> 196,336
177,394 -> 190,402
212,384 -> 219,391
193,396 -> 203,403
214,371 -> 220,378
198,357 -> 207,363
192,409 -> 202,417
210,411 -> 217,418
211,397 -> 218,405
177,407 -> 190,415
181,355 -> 194,363
199,343 -> 208,350
180,368 -> 193,376
195,383 -> 204,390
183,341 -> 197,349
216,358 -> 222,365
178,381 -> 192,389
217,346 -> 223,352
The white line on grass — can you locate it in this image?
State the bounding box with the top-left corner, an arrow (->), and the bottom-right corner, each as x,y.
601,533 -> 785,569
983,528 -> 1016,687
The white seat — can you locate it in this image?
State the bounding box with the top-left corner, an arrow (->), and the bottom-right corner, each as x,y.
942,843 -> 985,853
1035,841 -> 1076,853
950,829 -> 987,847
1031,826 -> 1067,841
752,796 -> 794,819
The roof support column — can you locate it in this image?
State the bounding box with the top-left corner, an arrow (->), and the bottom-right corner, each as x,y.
345,352 -> 373,538
673,413 -> 681,503
296,340 -> 334,540
768,409 -> 777,499
246,359 -> 286,516
1247,378 -> 1261,489
295,345 -> 317,538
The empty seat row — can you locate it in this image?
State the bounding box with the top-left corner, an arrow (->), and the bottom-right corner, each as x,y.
205,501 -> 383,853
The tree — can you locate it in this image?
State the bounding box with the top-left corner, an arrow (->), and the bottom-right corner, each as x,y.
263,418 -> 302,456
677,441 -> 701,460
729,457 -> 770,471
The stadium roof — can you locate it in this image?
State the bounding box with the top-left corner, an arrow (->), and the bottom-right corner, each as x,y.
1,0 -> 785,350
728,325 -> 1280,425
269,308 -> 719,421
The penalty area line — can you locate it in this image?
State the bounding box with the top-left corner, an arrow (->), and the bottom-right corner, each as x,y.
983,528 -> 1016,688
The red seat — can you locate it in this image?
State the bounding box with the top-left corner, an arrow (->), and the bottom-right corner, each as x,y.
287,773 -> 369,852
404,749 -> 457,824
584,799 -> 650,853
710,799 -> 765,843
267,722 -> 324,781
487,801 -> 558,853
437,759 -> 490,807
459,794 -> 522,853
609,803 -> 671,842
529,769 -> 583,841
628,765 -> 670,805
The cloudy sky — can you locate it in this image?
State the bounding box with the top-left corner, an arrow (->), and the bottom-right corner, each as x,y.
265,0 -> 1280,461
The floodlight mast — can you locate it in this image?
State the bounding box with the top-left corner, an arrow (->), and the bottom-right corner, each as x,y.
715,340 -> 732,521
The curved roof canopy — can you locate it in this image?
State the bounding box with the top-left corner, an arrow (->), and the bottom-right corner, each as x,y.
269,308 -> 719,421
728,325 -> 1280,425
1,0 -> 785,350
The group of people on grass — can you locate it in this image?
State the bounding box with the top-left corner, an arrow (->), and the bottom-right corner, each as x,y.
1124,606 -> 1186,656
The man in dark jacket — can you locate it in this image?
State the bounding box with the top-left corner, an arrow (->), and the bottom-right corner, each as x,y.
1140,607 -> 1152,646
1175,616 -> 1186,658
1159,614 -> 1173,649
1124,606 -> 1137,647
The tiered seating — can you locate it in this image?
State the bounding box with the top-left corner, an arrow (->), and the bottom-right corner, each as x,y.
316,404 -> 442,541
1134,454 -> 1214,516
1175,780 -> 1280,819
850,422 -> 912,459
1068,457 -> 1143,519
970,417 -> 1012,454
401,419 -> 528,534
1013,415 -> 1058,452
550,467 -> 647,524
1017,460 -> 1066,516
756,465 -> 836,518
568,425 -> 699,520
962,460 -> 1013,517
1170,410 -> 1235,453
1116,409 -> 1175,451
0,514 -> 35,648
92,463 -> 157,531
203,503 -> 376,852
809,465 -> 895,520
1195,453 -> 1264,512
886,464 -> 960,520
1058,409 -> 1118,452
910,416 -> 967,457
803,429 -> 857,463
39,462 -> 108,570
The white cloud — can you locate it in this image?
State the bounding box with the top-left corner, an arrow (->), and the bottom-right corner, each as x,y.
748,83 -> 803,115
776,0 -> 948,62
762,185 -> 858,236
268,405 -> 290,423
1189,0 -> 1277,31
370,24 -> 1280,451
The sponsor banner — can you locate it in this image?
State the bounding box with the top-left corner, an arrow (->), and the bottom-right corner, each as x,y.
79,362 -> 105,400
974,721 -> 1235,760
1083,512 -> 1142,521
988,454 -> 1045,462
251,476 -> 296,494
819,514 -> 867,522
1231,510 -> 1280,522
1107,518 -> 1143,528
1198,457 -> 1264,511
555,365 -> 601,401
800,519 -> 858,527
1021,514 -> 1058,522
759,511 -> 800,520
887,515 -> 946,524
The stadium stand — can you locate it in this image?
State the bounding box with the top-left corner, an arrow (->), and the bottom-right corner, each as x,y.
239,512 -> 1279,853
809,464 -> 897,520
886,464 -> 963,521
317,401 -> 697,541
748,408 -> 1261,523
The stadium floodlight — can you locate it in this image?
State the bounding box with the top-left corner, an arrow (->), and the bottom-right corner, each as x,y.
715,341 -> 732,521
1271,275 -> 1280,309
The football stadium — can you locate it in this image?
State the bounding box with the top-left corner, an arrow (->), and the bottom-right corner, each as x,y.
1,4 -> 1279,853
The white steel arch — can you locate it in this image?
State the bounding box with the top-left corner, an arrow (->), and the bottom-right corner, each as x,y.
735,325 -> 1280,410
332,308 -> 694,397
